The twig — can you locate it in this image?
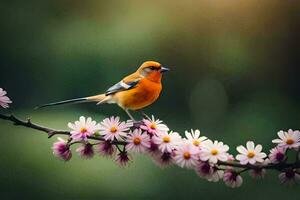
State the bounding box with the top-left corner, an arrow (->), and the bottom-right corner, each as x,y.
217,161 -> 300,171
0,113 -> 126,145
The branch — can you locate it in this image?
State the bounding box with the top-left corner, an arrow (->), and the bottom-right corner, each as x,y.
0,113 -> 126,145
0,113 -> 299,172
217,161 -> 300,171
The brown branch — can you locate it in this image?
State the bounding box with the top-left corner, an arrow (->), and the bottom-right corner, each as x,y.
217,161 -> 300,171
0,113 -> 299,171
0,113 -> 126,145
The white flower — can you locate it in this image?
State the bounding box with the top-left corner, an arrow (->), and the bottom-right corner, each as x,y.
68,116 -> 101,141
174,142 -> 200,168
200,140 -> 229,164
140,115 -> 169,135
152,131 -> 182,153
0,88 -> 12,108
272,129 -> 300,150
126,129 -> 151,153
184,129 -> 207,148
236,141 -> 267,165
99,116 -> 132,141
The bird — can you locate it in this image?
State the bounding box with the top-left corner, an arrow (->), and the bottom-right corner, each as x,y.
36,61 -> 169,121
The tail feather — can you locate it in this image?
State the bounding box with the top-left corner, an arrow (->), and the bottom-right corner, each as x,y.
86,94 -> 111,105
35,97 -> 88,109
35,94 -> 110,109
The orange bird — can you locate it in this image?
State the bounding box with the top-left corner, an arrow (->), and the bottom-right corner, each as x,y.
37,61 -> 169,121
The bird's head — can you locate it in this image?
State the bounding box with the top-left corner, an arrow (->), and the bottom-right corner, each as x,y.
137,61 -> 169,83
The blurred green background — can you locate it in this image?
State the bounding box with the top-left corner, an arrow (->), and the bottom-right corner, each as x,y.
1,0 -> 300,199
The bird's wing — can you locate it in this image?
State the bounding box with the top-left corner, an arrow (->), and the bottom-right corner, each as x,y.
105,73 -> 141,96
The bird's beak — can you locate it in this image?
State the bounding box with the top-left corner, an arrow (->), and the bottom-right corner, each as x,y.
160,66 -> 170,73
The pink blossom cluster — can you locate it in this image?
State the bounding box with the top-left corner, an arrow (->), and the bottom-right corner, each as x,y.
51,116 -> 300,188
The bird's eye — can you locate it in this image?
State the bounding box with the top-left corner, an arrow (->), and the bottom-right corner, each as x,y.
149,66 -> 162,71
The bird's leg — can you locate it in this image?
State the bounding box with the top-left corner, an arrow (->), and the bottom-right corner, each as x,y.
125,109 -> 145,128
125,109 -> 136,121
140,110 -> 151,120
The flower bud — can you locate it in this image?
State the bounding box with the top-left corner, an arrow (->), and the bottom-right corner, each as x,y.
52,137 -> 72,161
76,143 -> 94,159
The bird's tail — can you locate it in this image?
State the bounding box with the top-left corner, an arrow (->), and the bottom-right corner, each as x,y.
35,94 -> 109,109
86,94 -> 110,105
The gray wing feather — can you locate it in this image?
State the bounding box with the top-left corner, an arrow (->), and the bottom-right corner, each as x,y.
105,80 -> 139,95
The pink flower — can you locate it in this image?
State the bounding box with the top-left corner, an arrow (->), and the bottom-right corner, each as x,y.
208,169 -> 224,182
152,152 -> 174,168
227,153 -> 235,161
249,168 -> 266,179
147,139 -> 159,155
174,143 -> 200,168
263,158 -> 271,166
272,129 -> 300,150
223,170 -> 243,188
126,129 -> 151,153
115,151 -> 131,167
0,88 -> 12,108
98,141 -> 115,157
99,116 -> 131,141
269,147 -> 286,164
76,143 -> 94,159
236,141 -> 266,165
152,131 -> 182,153
140,115 -> 169,136
68,116 -> 100,141
196,162 -> 213,178
52,137 -> 72,161
278,169 -> 300,185
196,162 -> 223,182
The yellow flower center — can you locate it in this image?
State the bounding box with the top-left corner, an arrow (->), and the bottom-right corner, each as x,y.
133,137 -> 141,145
110,126 -> 118,133
211,149 -> 218,155
150,123 -> 157,129
163,136 -> 170,143
183,152 -> 191,159
286,138 -> 294,145
80,128 -> 87,133
247,151 -> 255,158
193,140 -> 200,146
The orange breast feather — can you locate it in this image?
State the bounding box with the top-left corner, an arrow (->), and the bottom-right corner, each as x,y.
114,78 -> 162,110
